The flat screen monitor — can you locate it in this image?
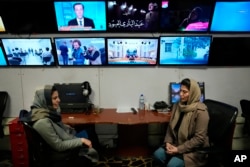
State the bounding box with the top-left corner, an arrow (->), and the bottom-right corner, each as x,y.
107,38 -> 159,65
107,0 -> 160,32
210,1 -> 250,32
0,16 -> 6,33
160,0 -> 213,32
54,1 -> 106,32
54,37 -> 106,66
0,46 -> 7,66
1,38 -> 56,67
54,83 -> 89,104
0,1 -> 57,34
169,81 -> 205,105
209,37 -> 250,66
159,36 -> 211,66
53,83 -> 90,112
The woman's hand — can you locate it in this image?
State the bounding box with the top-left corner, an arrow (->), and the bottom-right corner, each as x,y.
81,138 -> 92,148
166,143 -> 179,155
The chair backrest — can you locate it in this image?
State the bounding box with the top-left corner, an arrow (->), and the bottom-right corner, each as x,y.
240,99 -> 250,135
18,110 -> 51,166
19,110 -> 83,167
203,99 -> 238,150
240,99 -> 250,118
0,91 -> 9,137
22,121 -> 52,167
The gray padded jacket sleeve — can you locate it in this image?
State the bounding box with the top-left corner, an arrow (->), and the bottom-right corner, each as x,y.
33,118 -> 83,152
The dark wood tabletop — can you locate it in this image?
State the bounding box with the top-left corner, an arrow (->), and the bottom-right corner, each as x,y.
61,108 -> 171,125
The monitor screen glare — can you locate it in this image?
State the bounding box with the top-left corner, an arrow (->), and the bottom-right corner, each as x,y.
54,1 -> 106,31
107,38 -> 158,65
54,38 -> 106,66
1,38 -> 55,66
159,36 -> 211,65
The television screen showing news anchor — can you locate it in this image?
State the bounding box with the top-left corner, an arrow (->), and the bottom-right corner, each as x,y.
54,1 -> 106,31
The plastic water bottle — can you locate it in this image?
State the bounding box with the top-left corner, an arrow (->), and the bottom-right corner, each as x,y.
139,94 -> 145,110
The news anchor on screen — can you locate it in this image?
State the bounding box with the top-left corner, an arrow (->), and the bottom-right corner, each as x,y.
68,3 -> 95,29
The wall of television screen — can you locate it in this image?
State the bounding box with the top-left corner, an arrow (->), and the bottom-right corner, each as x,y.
1,35 -> 250,67
0,0 -> 250,67
0,0 -> 250,34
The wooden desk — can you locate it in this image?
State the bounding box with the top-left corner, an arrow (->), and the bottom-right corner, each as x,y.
61,108 -> 171,125
62,109 -> 171,156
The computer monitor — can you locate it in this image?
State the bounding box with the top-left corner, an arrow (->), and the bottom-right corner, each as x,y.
107,0 -> 160,32
1,38 -> 56,67
107,37 -> 159,66
160,0 -> 213,32
54,0 -> 106,32
0,46 -> 7,67
159,36 -> 212,66
210,1 -> 250,33
209,37 -> 250,66
0,1 -> 57,34
53,37 -> 106,66
169,81 -> 205,105
54,83 -> 89,110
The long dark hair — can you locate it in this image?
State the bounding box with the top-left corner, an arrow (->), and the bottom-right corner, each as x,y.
180,78 -> 191,90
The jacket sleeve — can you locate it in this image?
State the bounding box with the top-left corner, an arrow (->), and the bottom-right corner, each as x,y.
177,105 -> 209,153
164,105 -> 177,144
33,118 -> 83,152
85,51 -> 100,61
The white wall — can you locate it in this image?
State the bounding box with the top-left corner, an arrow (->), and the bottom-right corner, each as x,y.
1,33 -> 250,117
1,66 -> 250,117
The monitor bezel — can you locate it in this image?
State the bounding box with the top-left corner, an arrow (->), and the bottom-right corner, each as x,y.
106,37 -> 159,66
0,38 -> 57,68
53,0 -> 107,33
53,37 -> 107,67
158,35 -> 212,66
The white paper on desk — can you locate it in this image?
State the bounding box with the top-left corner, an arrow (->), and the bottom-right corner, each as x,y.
116,107 -> 135,113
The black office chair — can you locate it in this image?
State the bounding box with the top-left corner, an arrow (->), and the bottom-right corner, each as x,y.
19,110 -> 92,167
240,99 -> 250,135
199,99 -> 238,167
0,91 -> 9,138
